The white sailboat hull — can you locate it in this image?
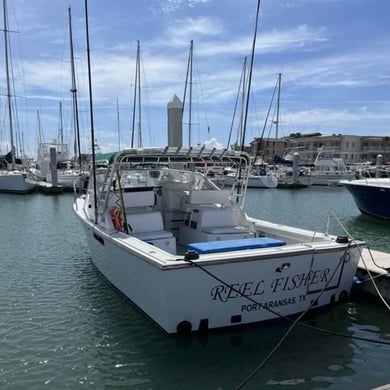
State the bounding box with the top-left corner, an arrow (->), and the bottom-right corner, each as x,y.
0,171 -> 36,193
224,173 -> 278,188
310,173 -> 356,186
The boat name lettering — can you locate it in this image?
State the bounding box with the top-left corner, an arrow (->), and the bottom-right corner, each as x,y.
271,268 -> 330,293
210,281 -> 265,302
210,268 -> 330,303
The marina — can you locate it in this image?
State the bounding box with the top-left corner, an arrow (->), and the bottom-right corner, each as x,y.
1,185 -> 389,389
1,0 -> 390,388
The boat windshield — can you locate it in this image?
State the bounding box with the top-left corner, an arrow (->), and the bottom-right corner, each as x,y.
118,168 -> 217,191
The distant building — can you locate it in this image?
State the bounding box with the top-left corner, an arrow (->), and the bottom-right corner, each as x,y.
285,134 -> 362,163
250,138 -> 287,163
360,136 -> 390,162
250,133 -> 390,164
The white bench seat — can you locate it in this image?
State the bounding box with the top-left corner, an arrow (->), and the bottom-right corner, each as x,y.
135,230 -> 174,241
127,211 -> 165,234
202,226 -> 250,235
126,209 -> 176,254
199,208 -> 238,228
179,206 -> 253,245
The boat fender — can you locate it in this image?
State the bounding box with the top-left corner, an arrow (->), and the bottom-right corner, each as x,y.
339,290 -> 349,302
109,207 -> 122,231
177,320 -> 192,334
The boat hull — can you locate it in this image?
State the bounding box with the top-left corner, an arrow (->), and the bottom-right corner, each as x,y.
277,175 -> 312,188
342,179 -> 390,219
310,173 -> 355,186
77,208 -> 360,334
225,173 -> 278,188
73,147 -> 363,334
0,172 -> 36,194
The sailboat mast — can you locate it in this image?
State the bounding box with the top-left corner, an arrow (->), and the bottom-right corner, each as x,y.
84,0 -> 97,219
58,101 -> 64,145
239,56 -> 247,149
116,97 -> 121,150
3,0 -> 15,168
182,40 -> 193,147
188,40 -> 193,147
68,7 -> 82,171
241,0 -> 262,151
274,72 -> 281,159
131,40 -> 141,148
137,41 -> 142,148
36,110 -> 43,143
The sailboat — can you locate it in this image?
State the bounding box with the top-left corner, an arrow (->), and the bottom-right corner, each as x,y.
269,74 -> 312,188
224,59 -> 278,189
52,6 -> 89,192
0,0 -> 36,194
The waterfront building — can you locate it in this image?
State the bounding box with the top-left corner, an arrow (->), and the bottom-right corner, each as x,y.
250,133 -> 390,164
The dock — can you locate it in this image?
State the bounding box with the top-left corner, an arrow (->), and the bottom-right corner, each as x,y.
355,247 -> 390,302
370,385 -> 390,390
37,181 -> 63,194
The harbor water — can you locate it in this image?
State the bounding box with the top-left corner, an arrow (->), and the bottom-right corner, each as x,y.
1,187 -> 389,389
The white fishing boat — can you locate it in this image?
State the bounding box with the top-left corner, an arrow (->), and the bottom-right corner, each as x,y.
276,165 -> 312,189
74,147 -> 364,334
224,171 -> 278,188
309,150 -> 356,186
224,163 -> 278,188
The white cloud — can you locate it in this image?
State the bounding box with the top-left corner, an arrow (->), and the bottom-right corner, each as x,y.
203,137 -> 224,149
151,0 -> 212,14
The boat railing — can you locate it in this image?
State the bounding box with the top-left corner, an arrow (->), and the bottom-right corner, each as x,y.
92,147 -> 253,219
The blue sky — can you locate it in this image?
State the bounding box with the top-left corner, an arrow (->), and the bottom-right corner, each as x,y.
1,0 -> 390,157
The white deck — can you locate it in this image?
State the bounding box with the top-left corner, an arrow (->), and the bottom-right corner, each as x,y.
356,248 -> 390,301
359,248 -> 390,275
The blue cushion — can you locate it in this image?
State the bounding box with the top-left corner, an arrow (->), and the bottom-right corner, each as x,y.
187,237 -> 286,254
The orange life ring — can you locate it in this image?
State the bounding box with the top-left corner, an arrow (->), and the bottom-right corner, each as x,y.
109,207 -> 122,231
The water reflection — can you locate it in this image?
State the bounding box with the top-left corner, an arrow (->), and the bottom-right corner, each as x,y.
1,189 -> 389,389
71,299 -> 360,389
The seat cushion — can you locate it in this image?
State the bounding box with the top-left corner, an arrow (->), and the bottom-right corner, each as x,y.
188,189 -> 230,205
202,226 -> 250,234
127,211 -> 164,234
122,188 -> 155,208
126,211 -> 174,242
135,230 -> 173,241
199,208 -> 238,228
187,237 -> 286,254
